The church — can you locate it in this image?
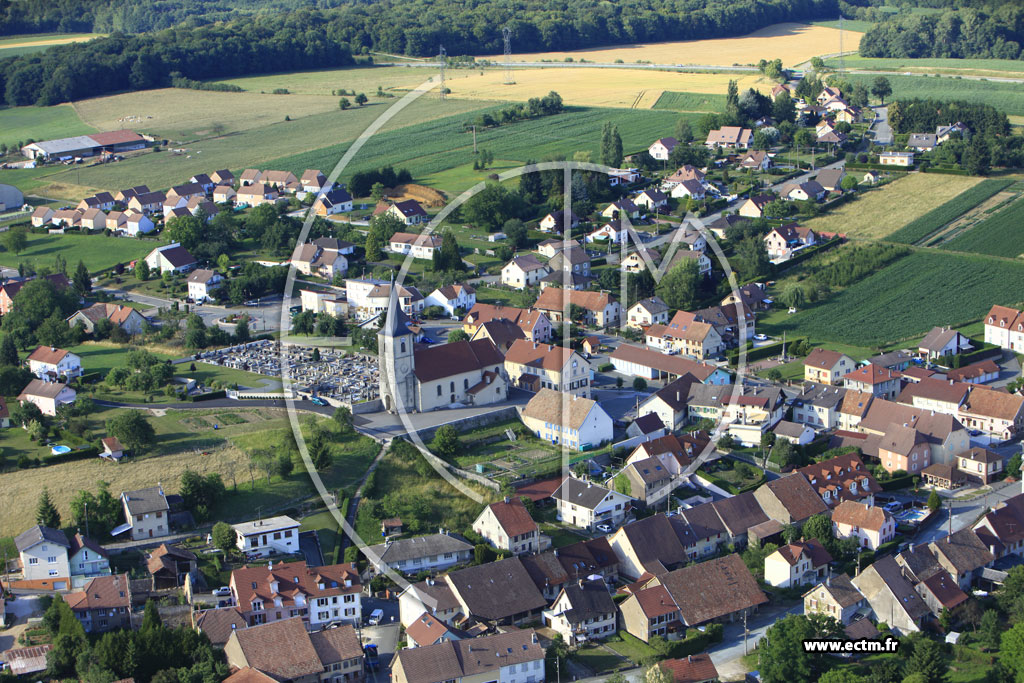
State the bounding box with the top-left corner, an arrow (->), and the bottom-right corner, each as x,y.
378,283 -> 509,413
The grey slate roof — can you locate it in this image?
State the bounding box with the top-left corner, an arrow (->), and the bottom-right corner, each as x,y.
552,477 -> 615,511
366,533 -> 472,565
122,486 -> 170,515
558,580 -> 615,624
14,525 -> 69,552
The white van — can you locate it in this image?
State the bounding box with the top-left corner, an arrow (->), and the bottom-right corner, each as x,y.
368,609 -> 384,626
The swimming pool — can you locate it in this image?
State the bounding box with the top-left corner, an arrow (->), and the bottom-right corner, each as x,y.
896,507 -> 930,524
50,445 -> 71,455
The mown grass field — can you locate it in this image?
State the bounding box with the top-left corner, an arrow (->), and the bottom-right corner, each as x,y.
846,73 -> 1024,116
805,173 -> 982,239
30,97 -> 493,195
0,407 -> 377,537
495,23 -> 859,69
6,232 -> 157,273
885,178 -> 1014,245
265,106 -> 684,195
826,55 -> 1024,78
652,91 -> 728,112
762,250 -> 1024,346
941,196 -> 1024,256
214,64 -> 479,96
0,104 -> 97,150
440,68 -> 768,109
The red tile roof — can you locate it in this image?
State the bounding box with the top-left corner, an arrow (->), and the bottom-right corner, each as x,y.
485,497 -> 537,537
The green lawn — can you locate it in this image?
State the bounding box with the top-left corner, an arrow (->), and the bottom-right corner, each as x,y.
844,72 -> 1024,116
825,54 -> 1024,77
300,510 -> 346,565
572,646 -> 624,674
31,98 -> 492,197
540,523 -> 587,549
651,91 -> 728,113
9,232 -> 157,274
0,103 -> 97,150
70,341 -> 275,397
605,634 -> 658,664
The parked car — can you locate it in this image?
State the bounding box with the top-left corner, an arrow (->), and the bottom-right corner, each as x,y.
213,586 -> 231,596
753,334 -> 769,341
367,609 -> 384,626
595,523 -> 612,533
311,397 -> 327,406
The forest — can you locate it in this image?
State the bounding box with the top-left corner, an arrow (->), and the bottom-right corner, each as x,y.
0,0 -> 840,48
858,4 -> 1024,59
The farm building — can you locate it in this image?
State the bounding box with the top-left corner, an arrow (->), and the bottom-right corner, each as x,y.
21,130 -> 147,161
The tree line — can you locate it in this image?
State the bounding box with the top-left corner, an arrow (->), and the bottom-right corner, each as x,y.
1,0 -> 841,104
859,5 -> 1024,60
1,0 -> 841,50
0,13 -> 357,106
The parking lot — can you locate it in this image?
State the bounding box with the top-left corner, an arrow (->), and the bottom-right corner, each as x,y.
197,339 -> 379,402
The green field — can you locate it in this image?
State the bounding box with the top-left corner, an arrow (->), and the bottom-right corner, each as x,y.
884,178 -> 1014,245
8,232 -> 157,273
761,250 -> 1024,345
0,33 -> 102,60
651,91 -> 728,113
28,98 -> 492,195
942,196 -> 1024,256
0,104 -> 97,150
264,106 -> 683,195
212,64 -> 444,96
826,55 -> 1024,77
845,73 -> 1024,116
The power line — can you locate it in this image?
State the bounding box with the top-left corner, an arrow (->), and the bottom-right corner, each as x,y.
503,27 -> 515,85
439,45 -> 447,100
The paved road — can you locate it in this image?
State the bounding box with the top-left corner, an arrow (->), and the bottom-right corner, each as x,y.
96,287 -> 288,334
869,105 -> 893,145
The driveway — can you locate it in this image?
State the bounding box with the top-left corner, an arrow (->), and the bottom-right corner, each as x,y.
0,595 -> 45,655
869,105 -> 893,145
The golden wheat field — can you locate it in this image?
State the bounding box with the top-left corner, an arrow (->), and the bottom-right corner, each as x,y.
497,23 -> 861,68
0,443 -> 254,537
805,173 -> 984,239
444,68 -> 771,108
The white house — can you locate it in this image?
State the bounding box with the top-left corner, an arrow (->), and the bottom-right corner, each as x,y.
832,501 -> 896,551
552,476 -> 633,530
119,486 -> 170,541
542,580 -> 617,645
424,284 -> 476,317
17,379 -> 77,417
520,389 -> 613,452
586,221 -> 627,244
123,212 -> 155,236
26,346 -> 82,380
501,255 -> 550,290
389,232 -> 443,260
364,533 -> 474,576
232,516 -> 301,558
634,189 -> 669,212
670,179 -> 706,200
187,269 -> 224,303
384,200 -> 429,226
144,243 -> 197,274
14,525 -> 71,589
648,137 -> 679,161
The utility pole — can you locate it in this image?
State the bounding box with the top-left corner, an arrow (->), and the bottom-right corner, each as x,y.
438,46 -> 447,101
743,609 -> 749,655
84,501 -> 89,538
